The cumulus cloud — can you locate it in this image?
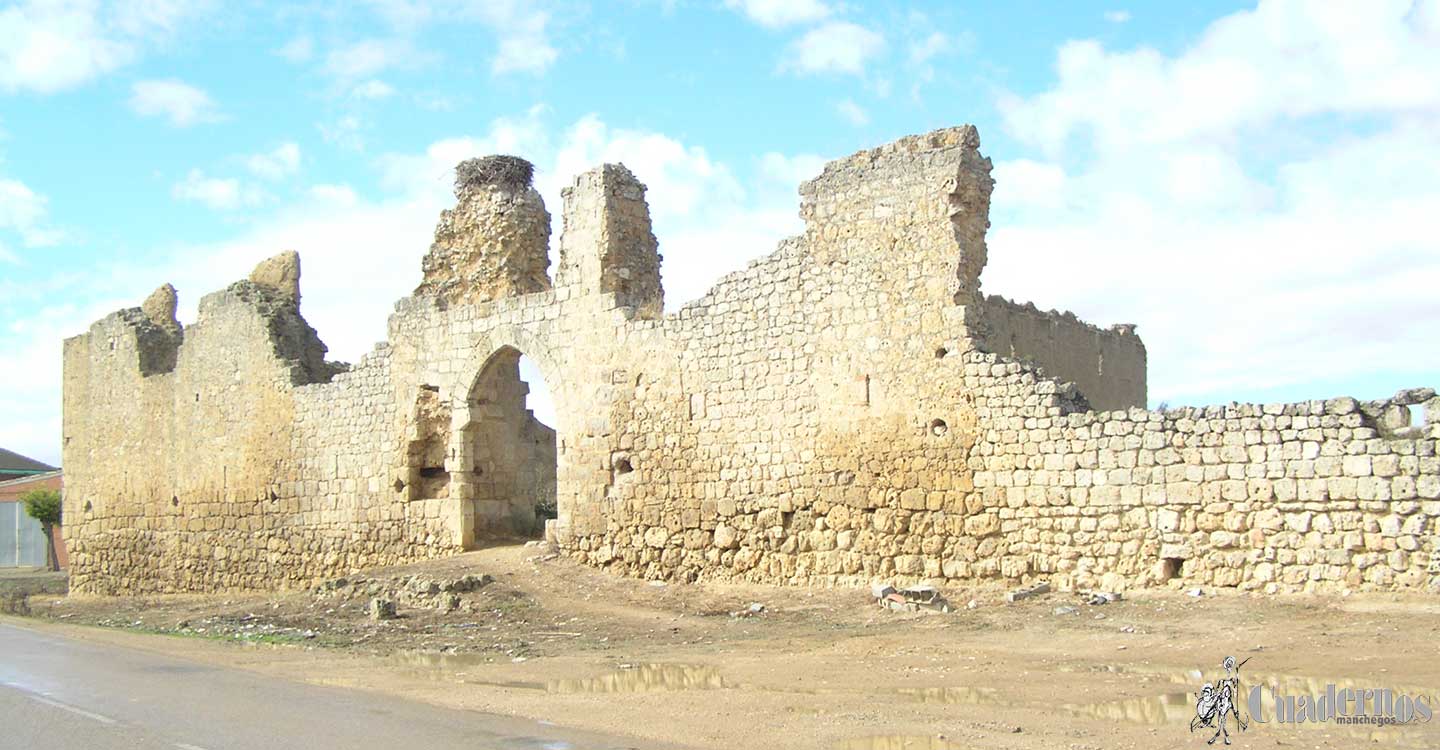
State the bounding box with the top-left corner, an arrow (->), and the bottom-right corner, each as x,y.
318,2 -> 557,79
1104,10 -> 1131,23
758,152 -> 827,187
351,79 -> 396,100
129,79 -> 222,127
908,31 -> 949,65
171,169 -> 266,210
319,115 -> 366,151
999,1 -> 1440,158
308,183 -> 358,205
276,34 -> 314,63
0,0 -> 209,93
724,0 -> 830,28
782,21 -> 884,76
987,0 -> 1440,406
835,98 -> 868,126
245,143 -> 302,181
0,177 -> 63,249
324,38 -> 416,80
472,0 -> 558,75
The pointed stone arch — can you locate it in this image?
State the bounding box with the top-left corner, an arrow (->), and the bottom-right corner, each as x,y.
447,327 -> 571,547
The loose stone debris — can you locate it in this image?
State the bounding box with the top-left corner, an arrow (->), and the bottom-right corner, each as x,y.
366,597 -> 396,621
872,583 -> 952,613
325,573 -> 493,617
1005,582 -> 1051,603
1084,591 -> 1122,605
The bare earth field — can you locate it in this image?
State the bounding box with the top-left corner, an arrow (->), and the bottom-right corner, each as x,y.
10,545 -> 1440,750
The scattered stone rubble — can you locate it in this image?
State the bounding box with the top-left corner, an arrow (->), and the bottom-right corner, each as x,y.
316,572 -> 494,618
872,583 -> 952,613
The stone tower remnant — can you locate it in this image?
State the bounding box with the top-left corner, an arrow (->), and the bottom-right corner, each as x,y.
416,155 -> 553,305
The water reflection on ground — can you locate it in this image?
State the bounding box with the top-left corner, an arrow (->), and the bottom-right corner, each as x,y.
391,655 -> 731,695
833,737 -> 965,750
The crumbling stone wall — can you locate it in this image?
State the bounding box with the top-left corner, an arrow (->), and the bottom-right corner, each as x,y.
63,127 -> 1439,595
976,294 -> 1145,412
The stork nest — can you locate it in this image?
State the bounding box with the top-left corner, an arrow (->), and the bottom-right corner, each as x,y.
454,155 -> 535,194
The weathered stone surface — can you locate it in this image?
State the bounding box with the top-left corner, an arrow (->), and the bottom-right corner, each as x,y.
61,125 -> 1440,597
416,157 -> 551,306
141,283 -> 180,332
249,250 -> 301,304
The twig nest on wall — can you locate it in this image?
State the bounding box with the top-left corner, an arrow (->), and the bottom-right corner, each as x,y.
455,155 -> 535,195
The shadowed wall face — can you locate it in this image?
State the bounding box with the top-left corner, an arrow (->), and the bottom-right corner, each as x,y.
463,347 -> 557,539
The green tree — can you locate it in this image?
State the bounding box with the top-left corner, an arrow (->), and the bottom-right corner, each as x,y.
20,489 -> 62,571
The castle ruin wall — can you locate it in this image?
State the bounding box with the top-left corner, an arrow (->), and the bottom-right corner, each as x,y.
62,125 -> 1439,596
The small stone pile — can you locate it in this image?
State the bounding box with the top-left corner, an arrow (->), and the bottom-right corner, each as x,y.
314,572 -> 494,619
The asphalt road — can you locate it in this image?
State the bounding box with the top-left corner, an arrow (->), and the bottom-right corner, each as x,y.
0,622 -> 658,750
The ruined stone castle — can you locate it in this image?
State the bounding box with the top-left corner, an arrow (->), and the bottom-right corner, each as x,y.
62,126 -> 1439,596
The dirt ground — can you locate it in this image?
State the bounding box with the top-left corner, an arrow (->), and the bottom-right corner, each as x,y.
12,544 -> 1440,750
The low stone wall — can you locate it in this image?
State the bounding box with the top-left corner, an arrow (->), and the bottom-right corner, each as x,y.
964,353 -> 1438,593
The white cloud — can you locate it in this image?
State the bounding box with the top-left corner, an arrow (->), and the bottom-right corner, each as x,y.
171,169 -> 266,210
987,0 -> 1440,406
782,21 -> 884,76
0,0 -> 208,94
0,176 -> 62,249
245,143 -> 302,181
324,38 -> 415,79
472,1 -> 558,75
0,0 -> 129,93
277,34 -> 313,63
1000,1 -> 1440,158
835,98 -> 868,126
725,0 -> 830,28
908,31 -> 949,65
1104,10 -> 1131,23
351,79 -> 396,100
317,2 -> 557,79
319,115 -> 365,151
758,152 -> 827,187
413,91 -> 456,111
129,79 -> 222,127
308,183 -> 358,206
990,159 -> 1067,210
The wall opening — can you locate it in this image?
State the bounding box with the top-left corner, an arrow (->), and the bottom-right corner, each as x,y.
405,384 -> 451,502
929,419 -> 949,436
1161,557 -> 1185,582
465,347 -> 558,543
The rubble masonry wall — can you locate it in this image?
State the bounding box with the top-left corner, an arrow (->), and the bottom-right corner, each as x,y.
62,125 -> 1439,595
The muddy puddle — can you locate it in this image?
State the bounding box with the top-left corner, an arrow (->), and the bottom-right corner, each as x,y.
833,737 -> 965,750
394,654 -> 730,694
394,652 -> 1005,705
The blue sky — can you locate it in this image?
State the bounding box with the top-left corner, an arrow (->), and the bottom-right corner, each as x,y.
3,0 -> 1439,465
